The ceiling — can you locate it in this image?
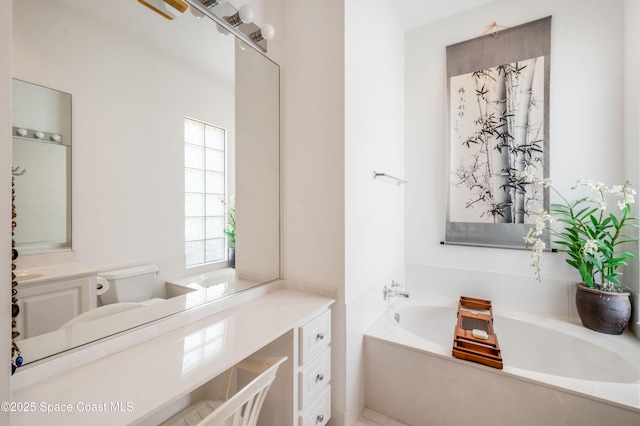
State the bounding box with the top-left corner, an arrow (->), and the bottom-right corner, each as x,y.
56,0 -> 235,84
388,0 -> 496,31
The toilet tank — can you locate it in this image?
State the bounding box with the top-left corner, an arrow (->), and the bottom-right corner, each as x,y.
99,264 -> 158,305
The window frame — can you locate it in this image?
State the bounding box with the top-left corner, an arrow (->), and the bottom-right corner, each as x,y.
184,117 -> 228,268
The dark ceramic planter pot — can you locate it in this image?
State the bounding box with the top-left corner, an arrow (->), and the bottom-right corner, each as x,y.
575,284 -> 631,335
228,247 -> 235,269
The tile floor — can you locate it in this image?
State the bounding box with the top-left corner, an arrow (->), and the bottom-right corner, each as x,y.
355,408 -> 409,426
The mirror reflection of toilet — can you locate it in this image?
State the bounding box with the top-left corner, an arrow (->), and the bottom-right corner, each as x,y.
59,264 -> 163,328
98,264 -> 161,305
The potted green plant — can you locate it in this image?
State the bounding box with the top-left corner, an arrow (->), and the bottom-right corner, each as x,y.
224,198 -> 236,269
523,174 -> 638,334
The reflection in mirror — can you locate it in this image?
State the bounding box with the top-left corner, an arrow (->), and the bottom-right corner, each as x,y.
11,0 -> 279,367
12,80 -> 72,254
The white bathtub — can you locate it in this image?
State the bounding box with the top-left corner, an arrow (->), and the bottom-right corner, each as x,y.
364,293 -> 640,425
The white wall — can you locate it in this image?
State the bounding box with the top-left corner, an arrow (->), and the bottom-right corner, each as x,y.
280,5 -> 345,290
405,0 -> 631,319
280,0 -> 346,422
1,1 -> 12,424
280,0 -> 405,424
345,1 -> 405,303
344,0 -> 405,424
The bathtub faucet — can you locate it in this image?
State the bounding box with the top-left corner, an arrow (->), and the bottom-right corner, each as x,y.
383,280 -> 410,300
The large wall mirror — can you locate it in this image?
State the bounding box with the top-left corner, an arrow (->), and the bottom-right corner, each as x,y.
12,0 -> 280,365
12,80 -> 72,254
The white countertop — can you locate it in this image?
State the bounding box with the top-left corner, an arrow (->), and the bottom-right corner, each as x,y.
11,287 -> 334,425
14,262 -> 98,286
17,272 -> 271,366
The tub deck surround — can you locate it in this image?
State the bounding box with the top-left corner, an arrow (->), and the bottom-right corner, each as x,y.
365,292 -> 640,421
11,286 -> 335,425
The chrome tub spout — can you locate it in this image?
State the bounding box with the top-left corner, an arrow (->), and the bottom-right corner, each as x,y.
383,281 -> 410,300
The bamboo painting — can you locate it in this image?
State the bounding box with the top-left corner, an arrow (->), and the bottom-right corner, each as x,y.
449,56 -> 545,224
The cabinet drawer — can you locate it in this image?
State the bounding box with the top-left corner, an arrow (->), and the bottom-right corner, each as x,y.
299,310 -> 331,365
299,388 -> 331,426
299,348 -> 331,411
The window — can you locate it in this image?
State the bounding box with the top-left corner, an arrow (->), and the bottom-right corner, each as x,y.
184,118 -> 227,267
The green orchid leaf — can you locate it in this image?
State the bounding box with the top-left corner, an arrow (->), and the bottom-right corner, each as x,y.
525,179 -> 637,286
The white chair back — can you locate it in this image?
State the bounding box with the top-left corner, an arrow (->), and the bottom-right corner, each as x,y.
201,356 -> 287,426
161,356 -> 287,426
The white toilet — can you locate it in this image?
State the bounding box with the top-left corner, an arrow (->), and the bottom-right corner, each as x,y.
59,264 -> 162,329
99,264 -> 161,305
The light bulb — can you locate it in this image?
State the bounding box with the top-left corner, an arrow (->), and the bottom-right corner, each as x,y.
238,5 -> 254,24
260,23 -> 275,40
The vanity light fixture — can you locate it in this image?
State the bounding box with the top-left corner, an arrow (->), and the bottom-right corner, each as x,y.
189,0 -> 275,52
225,5 -> 254,27
138,0 -> 189,20
249,23 -> 275,42
13,127 -> 64,145
199,0 -> 227,8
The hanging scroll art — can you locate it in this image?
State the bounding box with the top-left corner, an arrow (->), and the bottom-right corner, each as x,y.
445,16 -> 551,248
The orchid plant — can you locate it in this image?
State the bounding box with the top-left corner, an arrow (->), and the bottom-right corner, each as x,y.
523,174 -> 638,292
224,203 -> 236,249
221,196 -> 236,249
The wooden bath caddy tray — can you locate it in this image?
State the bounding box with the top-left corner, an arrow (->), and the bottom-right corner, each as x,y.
452,296 -> 503,369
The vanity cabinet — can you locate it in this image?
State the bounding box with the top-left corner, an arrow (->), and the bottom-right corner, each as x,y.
298,310 -> 331,426
11,286 -> 334,426
16,274 -> 97,339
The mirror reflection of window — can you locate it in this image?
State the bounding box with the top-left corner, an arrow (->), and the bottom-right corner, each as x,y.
181,319 -> 227,375
184,117 -> 228,267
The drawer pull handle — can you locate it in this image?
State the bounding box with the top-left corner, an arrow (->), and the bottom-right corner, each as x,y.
316,373 -> 324,381
317,332 -> 325,340
317,414 -> 325,423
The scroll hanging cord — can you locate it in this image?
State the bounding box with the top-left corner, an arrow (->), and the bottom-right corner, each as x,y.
481,22 -> 510,39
